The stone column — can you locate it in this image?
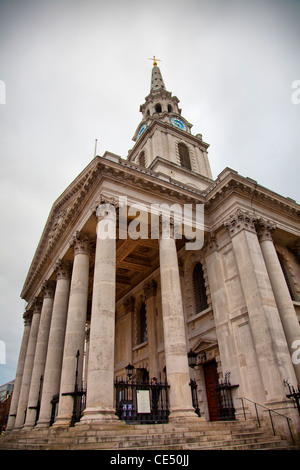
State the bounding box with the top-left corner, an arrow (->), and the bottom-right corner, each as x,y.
257,219 -> 300,385
23,281 -> 55,428
159,225 -> 196,420
6,312 -> 31,430
53,232 -> 93,427
36,260 -> 71,428
225,209 -> 287,403
14,299 -> 41,428
80,202 -> 118,424
144,279 -> 159,379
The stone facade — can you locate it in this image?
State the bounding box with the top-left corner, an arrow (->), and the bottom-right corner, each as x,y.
6,64 -> 300,440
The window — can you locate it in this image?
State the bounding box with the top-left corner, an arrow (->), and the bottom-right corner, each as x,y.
155,103 -> 162,113
138,302 -> 147,343
193,263 -> 208,313
168,104 -> 173,113
277,253 -> 296,300
178,143 -> 191,170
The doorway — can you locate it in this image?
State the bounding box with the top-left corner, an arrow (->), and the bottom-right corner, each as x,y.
203,360 -> 219,421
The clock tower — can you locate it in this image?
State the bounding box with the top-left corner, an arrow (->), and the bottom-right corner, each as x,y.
127,59 -> 213,191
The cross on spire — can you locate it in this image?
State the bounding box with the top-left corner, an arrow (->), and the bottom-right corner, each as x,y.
148,55 -> 161,67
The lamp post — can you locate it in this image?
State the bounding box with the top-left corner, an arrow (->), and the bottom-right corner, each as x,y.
125,363 -> 135,380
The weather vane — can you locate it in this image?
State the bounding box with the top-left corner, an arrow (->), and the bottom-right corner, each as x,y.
148,55 -> 161,67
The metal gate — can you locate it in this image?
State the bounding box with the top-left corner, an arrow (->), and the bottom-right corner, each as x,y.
114,378 -> 170,424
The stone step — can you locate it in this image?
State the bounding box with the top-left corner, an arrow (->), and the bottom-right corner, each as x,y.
0,418 -> 297,451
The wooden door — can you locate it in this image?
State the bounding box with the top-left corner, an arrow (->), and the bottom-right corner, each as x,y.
203,360 -> 219,421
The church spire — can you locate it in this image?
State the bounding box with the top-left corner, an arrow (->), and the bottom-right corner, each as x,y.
150,65 -> 166,92
128,60 -> 213,186
148,56 -> 165,92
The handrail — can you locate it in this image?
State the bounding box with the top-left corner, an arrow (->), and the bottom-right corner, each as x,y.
239,397 -> 294,445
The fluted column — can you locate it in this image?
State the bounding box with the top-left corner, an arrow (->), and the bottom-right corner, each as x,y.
53,233 -> 93,427
159,222 -> 196,420
24,281 -> 55,428
80,204 -> 118,424
225,209 -> 287,402
6,312 -> 31,430
14,299 -> 41,428
257,219 -> 300,385
36,260 -> 71,428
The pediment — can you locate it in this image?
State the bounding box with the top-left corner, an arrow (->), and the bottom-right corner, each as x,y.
190,337 -> 217,353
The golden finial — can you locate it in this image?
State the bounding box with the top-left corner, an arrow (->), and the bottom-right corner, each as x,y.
148,55 -> 161,67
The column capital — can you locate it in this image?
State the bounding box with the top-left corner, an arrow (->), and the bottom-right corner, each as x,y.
203,231 -> 218,257
23,310 -> 31,326
41,280 -> 56,299
92,195 -> 119,221
31,297 -> 43,315
123,296 -> 135,314
224,208 -> 257,238
70,231 -> 95,256
291,241 -> 300,261
256,218 -> 276,242
144,279 -> 157,299
54,259 -> 72,280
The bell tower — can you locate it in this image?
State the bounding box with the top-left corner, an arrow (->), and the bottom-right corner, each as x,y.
127,57 -> 213,191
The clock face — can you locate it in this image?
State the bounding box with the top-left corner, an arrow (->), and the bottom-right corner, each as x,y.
137,124 -> 147,139
170,117 -> 187,131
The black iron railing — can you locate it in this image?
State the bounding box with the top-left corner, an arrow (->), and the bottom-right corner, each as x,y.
189,379 -> 201,416
284,381 -> 300,416
215,372 -> 239,421
114,378 -> 170,424
239,396 -> 294,444
52,350 -> 86,427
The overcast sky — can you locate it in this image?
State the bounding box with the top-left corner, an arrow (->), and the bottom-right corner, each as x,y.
0,0 -> 299,385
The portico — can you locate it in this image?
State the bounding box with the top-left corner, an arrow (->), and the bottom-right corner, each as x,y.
5,63 -> 300,444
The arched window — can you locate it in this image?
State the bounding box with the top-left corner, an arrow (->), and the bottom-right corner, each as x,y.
277,252 -> 296,300
193,263 -> 208,313
168,104 -> 173,113
138,302 -> 147,343
155,103 -> 162,113
178,143 -> 191,170
139,151 -> 145,167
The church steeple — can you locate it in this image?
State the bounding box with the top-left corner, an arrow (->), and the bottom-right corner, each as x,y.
151,64 -> 166,92
127,61 -> 213,189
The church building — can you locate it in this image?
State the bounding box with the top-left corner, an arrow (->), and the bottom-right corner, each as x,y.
4,59 -> 300,447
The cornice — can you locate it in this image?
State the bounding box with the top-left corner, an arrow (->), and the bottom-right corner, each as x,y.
204,168 -> 300,221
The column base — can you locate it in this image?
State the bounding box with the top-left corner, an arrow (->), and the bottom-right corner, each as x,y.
22,422 -> 35,430
35,420 -> 50,429
78,407 -> 121,426
51,415 -> 72,428
168,408 -> 201,423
